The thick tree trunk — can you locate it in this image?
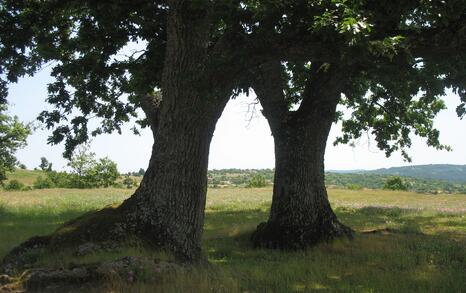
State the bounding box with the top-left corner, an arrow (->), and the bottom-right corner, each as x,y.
252,114 -> 353,248
251,62 -> 352,249
113,1 -> 231,262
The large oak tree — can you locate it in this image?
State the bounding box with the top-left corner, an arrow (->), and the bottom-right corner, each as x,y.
0,0 -> 256,264
246,0 -> 466,248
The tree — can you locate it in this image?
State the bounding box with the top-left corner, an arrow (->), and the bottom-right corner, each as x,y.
0,1 -> 254,264
384,177 -> 408,191
90,157 -> 120,188
39,157 -> 52,172
0,103 -> 30,185
247,1 -> 466,248
247,174 -> 267,188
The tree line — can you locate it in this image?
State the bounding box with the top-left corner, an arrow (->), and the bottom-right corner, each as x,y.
1,1 -> 465,263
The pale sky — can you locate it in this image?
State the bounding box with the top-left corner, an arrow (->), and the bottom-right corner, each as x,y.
6,68 -> 466,173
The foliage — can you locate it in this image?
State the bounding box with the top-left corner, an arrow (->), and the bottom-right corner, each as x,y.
88,158 -> 119,188
1,2 -> 464,161
247,174 -> 268,188
38,157 -> 53,172
384,177 -> 408,191
122,176 -> 138,189
33,176 -> 55,189
3,179 -> 25,191
17,163 -> 26,170
0,104 -> 31,184
66,144 -> 119,188
205,169 -> 466,194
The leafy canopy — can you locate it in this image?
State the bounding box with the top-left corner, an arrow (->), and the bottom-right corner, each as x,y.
243,0 -> 466,160
0,1 -> 465,161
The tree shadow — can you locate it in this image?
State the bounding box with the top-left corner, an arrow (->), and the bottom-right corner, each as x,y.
202,206 -> 465,292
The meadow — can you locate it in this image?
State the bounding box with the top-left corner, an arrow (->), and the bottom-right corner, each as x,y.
0,187 -> 465,292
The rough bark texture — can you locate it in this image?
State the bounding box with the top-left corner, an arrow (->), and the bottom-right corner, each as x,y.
251,62 -> 353,249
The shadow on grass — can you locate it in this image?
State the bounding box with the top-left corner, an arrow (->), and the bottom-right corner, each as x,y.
0,205 -> 100,259
1,203 -> 464,292
202,206 -> 465,292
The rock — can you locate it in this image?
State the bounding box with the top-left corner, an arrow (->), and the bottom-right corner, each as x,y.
21,267 -> 94,291
96,256 -> 185,282
74,242 -> 101,256
0,275 -> 13,285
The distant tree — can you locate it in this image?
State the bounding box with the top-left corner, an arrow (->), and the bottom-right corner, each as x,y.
18,163 -> 27,170
90,157 -> 120,188
122,175 -> 137,189
67,144 -> 96,178
0,104 -> 31,185
137,168 -> 145,176
39,157 -> 53,172
384,177 -> 408,191
247,174 -> 268,188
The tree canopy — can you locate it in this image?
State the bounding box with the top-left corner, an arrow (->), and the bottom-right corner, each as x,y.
2,1 -> 464,160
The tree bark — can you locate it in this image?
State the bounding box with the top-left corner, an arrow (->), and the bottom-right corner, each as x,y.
115,1 -> 232,262
251,62 -> 353,249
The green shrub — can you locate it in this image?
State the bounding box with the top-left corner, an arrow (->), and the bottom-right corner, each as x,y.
21,185 -> 33,191
33,176 -> 56,189
46,171 -> 72,188
122,176 -> 137,188
346,184 -> 363,190
4,180 -> 25,191
384,176 -> 408,191
247,174 -> 267,188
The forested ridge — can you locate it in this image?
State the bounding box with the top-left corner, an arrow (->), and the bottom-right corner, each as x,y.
208,166 -> 466,194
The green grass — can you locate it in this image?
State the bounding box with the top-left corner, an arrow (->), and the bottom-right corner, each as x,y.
0,187 -> 465,292
4,169 -> 45,186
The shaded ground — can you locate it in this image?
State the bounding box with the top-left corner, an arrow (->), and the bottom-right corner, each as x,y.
0,188 -> 465,292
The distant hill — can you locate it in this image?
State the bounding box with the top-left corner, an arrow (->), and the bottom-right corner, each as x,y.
365,164 -> 466,183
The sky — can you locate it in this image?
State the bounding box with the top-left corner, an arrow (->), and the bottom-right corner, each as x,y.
6,68 -> 466,173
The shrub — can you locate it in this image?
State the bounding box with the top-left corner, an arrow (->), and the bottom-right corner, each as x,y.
383,177 -> 408,191
4,180 -> 25,191
46,171 -> 72,188
33,176 -> 56,189
247,174 -> 267,188
346,184 -> 363,190
122,176 -> 137,188
89,157 -> 120,188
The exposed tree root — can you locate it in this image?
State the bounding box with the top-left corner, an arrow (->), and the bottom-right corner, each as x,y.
1,205 -> 147,275
251,218 -> 354,249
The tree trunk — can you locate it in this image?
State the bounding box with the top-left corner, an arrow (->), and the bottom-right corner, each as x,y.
251,62 -> 352,249
115,1 -> 231,262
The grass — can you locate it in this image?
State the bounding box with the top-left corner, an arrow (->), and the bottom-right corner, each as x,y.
0,187 -> 465,292
4,169 -> 45,186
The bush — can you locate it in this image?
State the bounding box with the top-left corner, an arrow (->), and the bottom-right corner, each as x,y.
346,184 -> 363,190
4,180 -> 25,191
122,176 -> 138,188
89,158 -> 120,188
383,177 -> 408,191
247,174 -> 267,188
33,176 -> 56,189
46,171 -> 72,188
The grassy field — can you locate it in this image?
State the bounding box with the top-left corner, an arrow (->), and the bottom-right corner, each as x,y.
0,187 -> 465,292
